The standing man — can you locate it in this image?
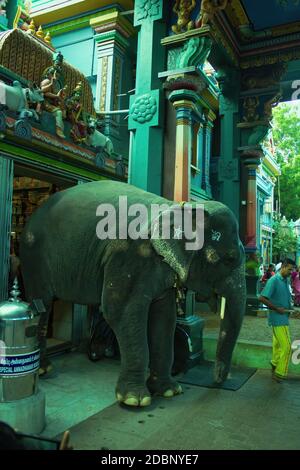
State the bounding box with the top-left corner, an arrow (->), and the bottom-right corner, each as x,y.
258,258 -> 295,382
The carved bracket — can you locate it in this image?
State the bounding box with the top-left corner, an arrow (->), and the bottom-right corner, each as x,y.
176,36 -> 212,69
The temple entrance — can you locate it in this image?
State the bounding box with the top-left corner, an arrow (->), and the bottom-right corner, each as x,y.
11,166 -> 76,355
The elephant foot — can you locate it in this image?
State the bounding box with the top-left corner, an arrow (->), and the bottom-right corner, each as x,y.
214,360 -> 229,384
116,382 -> 151,407
147,376 -> 183,398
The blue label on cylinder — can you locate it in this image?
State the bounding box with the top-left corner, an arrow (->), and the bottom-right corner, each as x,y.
0,350 -> 40,376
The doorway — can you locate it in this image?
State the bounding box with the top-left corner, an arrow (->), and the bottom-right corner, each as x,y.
11,166 -> 77,355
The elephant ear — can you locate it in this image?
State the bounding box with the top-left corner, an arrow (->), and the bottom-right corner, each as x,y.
149,205 -> 208,283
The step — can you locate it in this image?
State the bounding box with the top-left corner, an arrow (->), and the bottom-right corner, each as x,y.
203,334 -> 300,375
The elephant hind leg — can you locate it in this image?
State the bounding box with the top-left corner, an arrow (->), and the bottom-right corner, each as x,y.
147,289 -> 183,398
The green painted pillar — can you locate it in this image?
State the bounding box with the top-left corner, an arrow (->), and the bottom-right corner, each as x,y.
201,110 -> 215,198
0,156 -> 13,301
218,70 -> 241,221
128,0 -> 166,194
91,11 -> 135,143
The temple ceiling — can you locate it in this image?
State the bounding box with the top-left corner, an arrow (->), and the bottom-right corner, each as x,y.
225,0 -> 300,39
240,0 -> 300,31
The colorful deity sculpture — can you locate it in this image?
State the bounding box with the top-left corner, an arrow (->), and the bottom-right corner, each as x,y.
65,81 -> 88,144
172,0 -> 196,34
0,0 -> 8,16
40,52 -> 67,139
195,0 -> 228,28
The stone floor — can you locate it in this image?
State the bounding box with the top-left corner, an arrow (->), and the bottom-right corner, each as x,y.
39,353 -> 119,438
39,352 -> 300,450
35,312 -> 300,450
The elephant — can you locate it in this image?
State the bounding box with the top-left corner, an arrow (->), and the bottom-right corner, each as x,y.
20,180 -> 246,407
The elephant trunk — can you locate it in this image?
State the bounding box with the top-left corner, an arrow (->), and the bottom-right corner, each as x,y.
214,263 -> 246,383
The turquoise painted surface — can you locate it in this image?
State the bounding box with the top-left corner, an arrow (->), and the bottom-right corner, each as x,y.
52,28 -> 96,77
129,1 -> 166,194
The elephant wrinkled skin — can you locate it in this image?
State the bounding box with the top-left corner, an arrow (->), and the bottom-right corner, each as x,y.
20,181 -> 246,407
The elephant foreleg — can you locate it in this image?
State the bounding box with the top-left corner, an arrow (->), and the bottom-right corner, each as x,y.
103,298 -> 152,407
147,288 -> 182,398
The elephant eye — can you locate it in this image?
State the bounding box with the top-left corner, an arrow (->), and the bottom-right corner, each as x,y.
224,253 -> 238,265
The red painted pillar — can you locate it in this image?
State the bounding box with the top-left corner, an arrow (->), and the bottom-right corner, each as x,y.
243,156 -> 261,251
169,90 -> 198,203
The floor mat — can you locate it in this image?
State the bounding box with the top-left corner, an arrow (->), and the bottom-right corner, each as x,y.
179,362 -> 257,391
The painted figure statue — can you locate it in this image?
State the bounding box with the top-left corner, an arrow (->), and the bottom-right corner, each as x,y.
0,80 -> 44,120
65,81 -> 87,144
20,181 -> 246,408
86,117 -> 114,155
172,0 -> 196,34
0,0 -> 7,16
195,0 -> 228,28
40,52 -> 67,139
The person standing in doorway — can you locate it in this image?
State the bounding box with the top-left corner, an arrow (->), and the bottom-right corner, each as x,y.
258,258 -> 295,382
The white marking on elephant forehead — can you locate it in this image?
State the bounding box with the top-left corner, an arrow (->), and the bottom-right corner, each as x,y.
25,231 -> 35,246
205,247 -> 220,264
211,230 -> 221,242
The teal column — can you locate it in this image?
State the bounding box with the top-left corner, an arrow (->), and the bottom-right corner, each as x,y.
201,110 -> 215,198
128,0 -> 166,194
0,156 -> 13,301
218,71 -> 240,221
94,31 -> 130,139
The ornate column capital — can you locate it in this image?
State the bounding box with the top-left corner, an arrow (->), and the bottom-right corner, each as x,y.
203,108 -> 216,124
169,89 -> 201,124
241,149 -> 263,170
169,89 -> 199,107
90,10 -> 135,42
